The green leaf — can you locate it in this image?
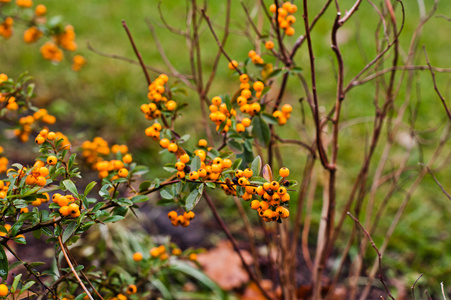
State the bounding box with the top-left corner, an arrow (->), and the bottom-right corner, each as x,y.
205,182 -> 216,189
63,222 -> 78,243
11,273 -> 22,293
160,188 -> 173,200
104,215 -> 125,223
251,156 -> 262,176
290,66 -> 303,74
231,158 -> 242,170
9,261 -> 24,270
75,293 -> 87,300
132,195 -> 148,203
139,181 -> 152,192
9,222 -> 23,237
265,68 -> 284,80
228,140 -> 244,153
41,227 -> 53,237
261,113 -> 279,125
63,179 -> 79,197
18,281 -> 35,296
0,246 -> 8,280
190,155 -> 201,172
224,94 -> 232,112
251,116 -> 270,146
185,184 -> 204,211
83,181 -> 97,197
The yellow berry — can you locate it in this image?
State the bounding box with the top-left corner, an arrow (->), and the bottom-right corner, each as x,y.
198,139 -> 208,147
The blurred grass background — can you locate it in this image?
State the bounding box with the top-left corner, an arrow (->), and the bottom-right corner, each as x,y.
2,0 -> 451,294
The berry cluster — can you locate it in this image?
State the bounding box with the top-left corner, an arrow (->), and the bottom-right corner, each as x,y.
248,50 -> 264,65
269,2 -> 297,36
23,26 -> 43,43
54,194 -> 80,218
141,74 -> 174,122
208,75 -> 266,134
0,180 -> 10,198
81,138 -> 132,179
167,210 -> 195,227
273,103 -> 293,125
71,54 -> 86,71
34,129 -> 70,150
0,17 -> 13,39
12,110 -> 56,142
0,2 -> 85,68
225,167 -> 291,222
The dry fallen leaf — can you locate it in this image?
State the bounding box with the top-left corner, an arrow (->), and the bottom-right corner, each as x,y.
197,240 -> 253,290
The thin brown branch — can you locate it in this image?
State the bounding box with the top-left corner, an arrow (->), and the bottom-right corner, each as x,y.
86,41 -> 167,75
423,46 -> 451,121
302,0 -> 331,171
200,9 -> 243,75
122,20 -> 151,86
203,192 -> 273,300
347,212 -> 395,300
419,163 -> 451,201
411,273 -> 423,300
58,236 -> 93,300
145,18 -> 196,90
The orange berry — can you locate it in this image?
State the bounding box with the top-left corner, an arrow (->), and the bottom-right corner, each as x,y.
166,100 -> 177,111
212,96 -> 222,106
253,81 -> 264,92
133,252 -> 143,262
47,155 -> 57,165
118,168 -> 129,178
122,154 -> 132,164
228,60 -> 238,70
265,41 -> 275,50
239,74 -> 249,83
180,154 -> 190,164
279,167 -> 290,177
168,143 -> 178,153
160,138 -> 170,148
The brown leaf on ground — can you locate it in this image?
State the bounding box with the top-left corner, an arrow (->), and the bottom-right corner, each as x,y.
197,240 -> 253,290
240,280 -> 281,300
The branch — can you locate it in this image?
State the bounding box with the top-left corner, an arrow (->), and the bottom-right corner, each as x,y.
411,273 -> 423,300
200,9 -> 243,75
419,163 -> 451,201
423,46 -> 451,121
203,192 -> 274,300
347,212 -> 395,300
58,236 -> 94,300
122,20 -> 151,86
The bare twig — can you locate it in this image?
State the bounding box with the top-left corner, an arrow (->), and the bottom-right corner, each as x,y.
347,212 -> 395,300
419,163 -> 451,201
441,282 -> 448,300
423,46 -> 451,121
122,20 -> 151,86
58,236 -> 94,300
203,192 -> 273,300
411,273 -> 423,300
200,9 -> 242,75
